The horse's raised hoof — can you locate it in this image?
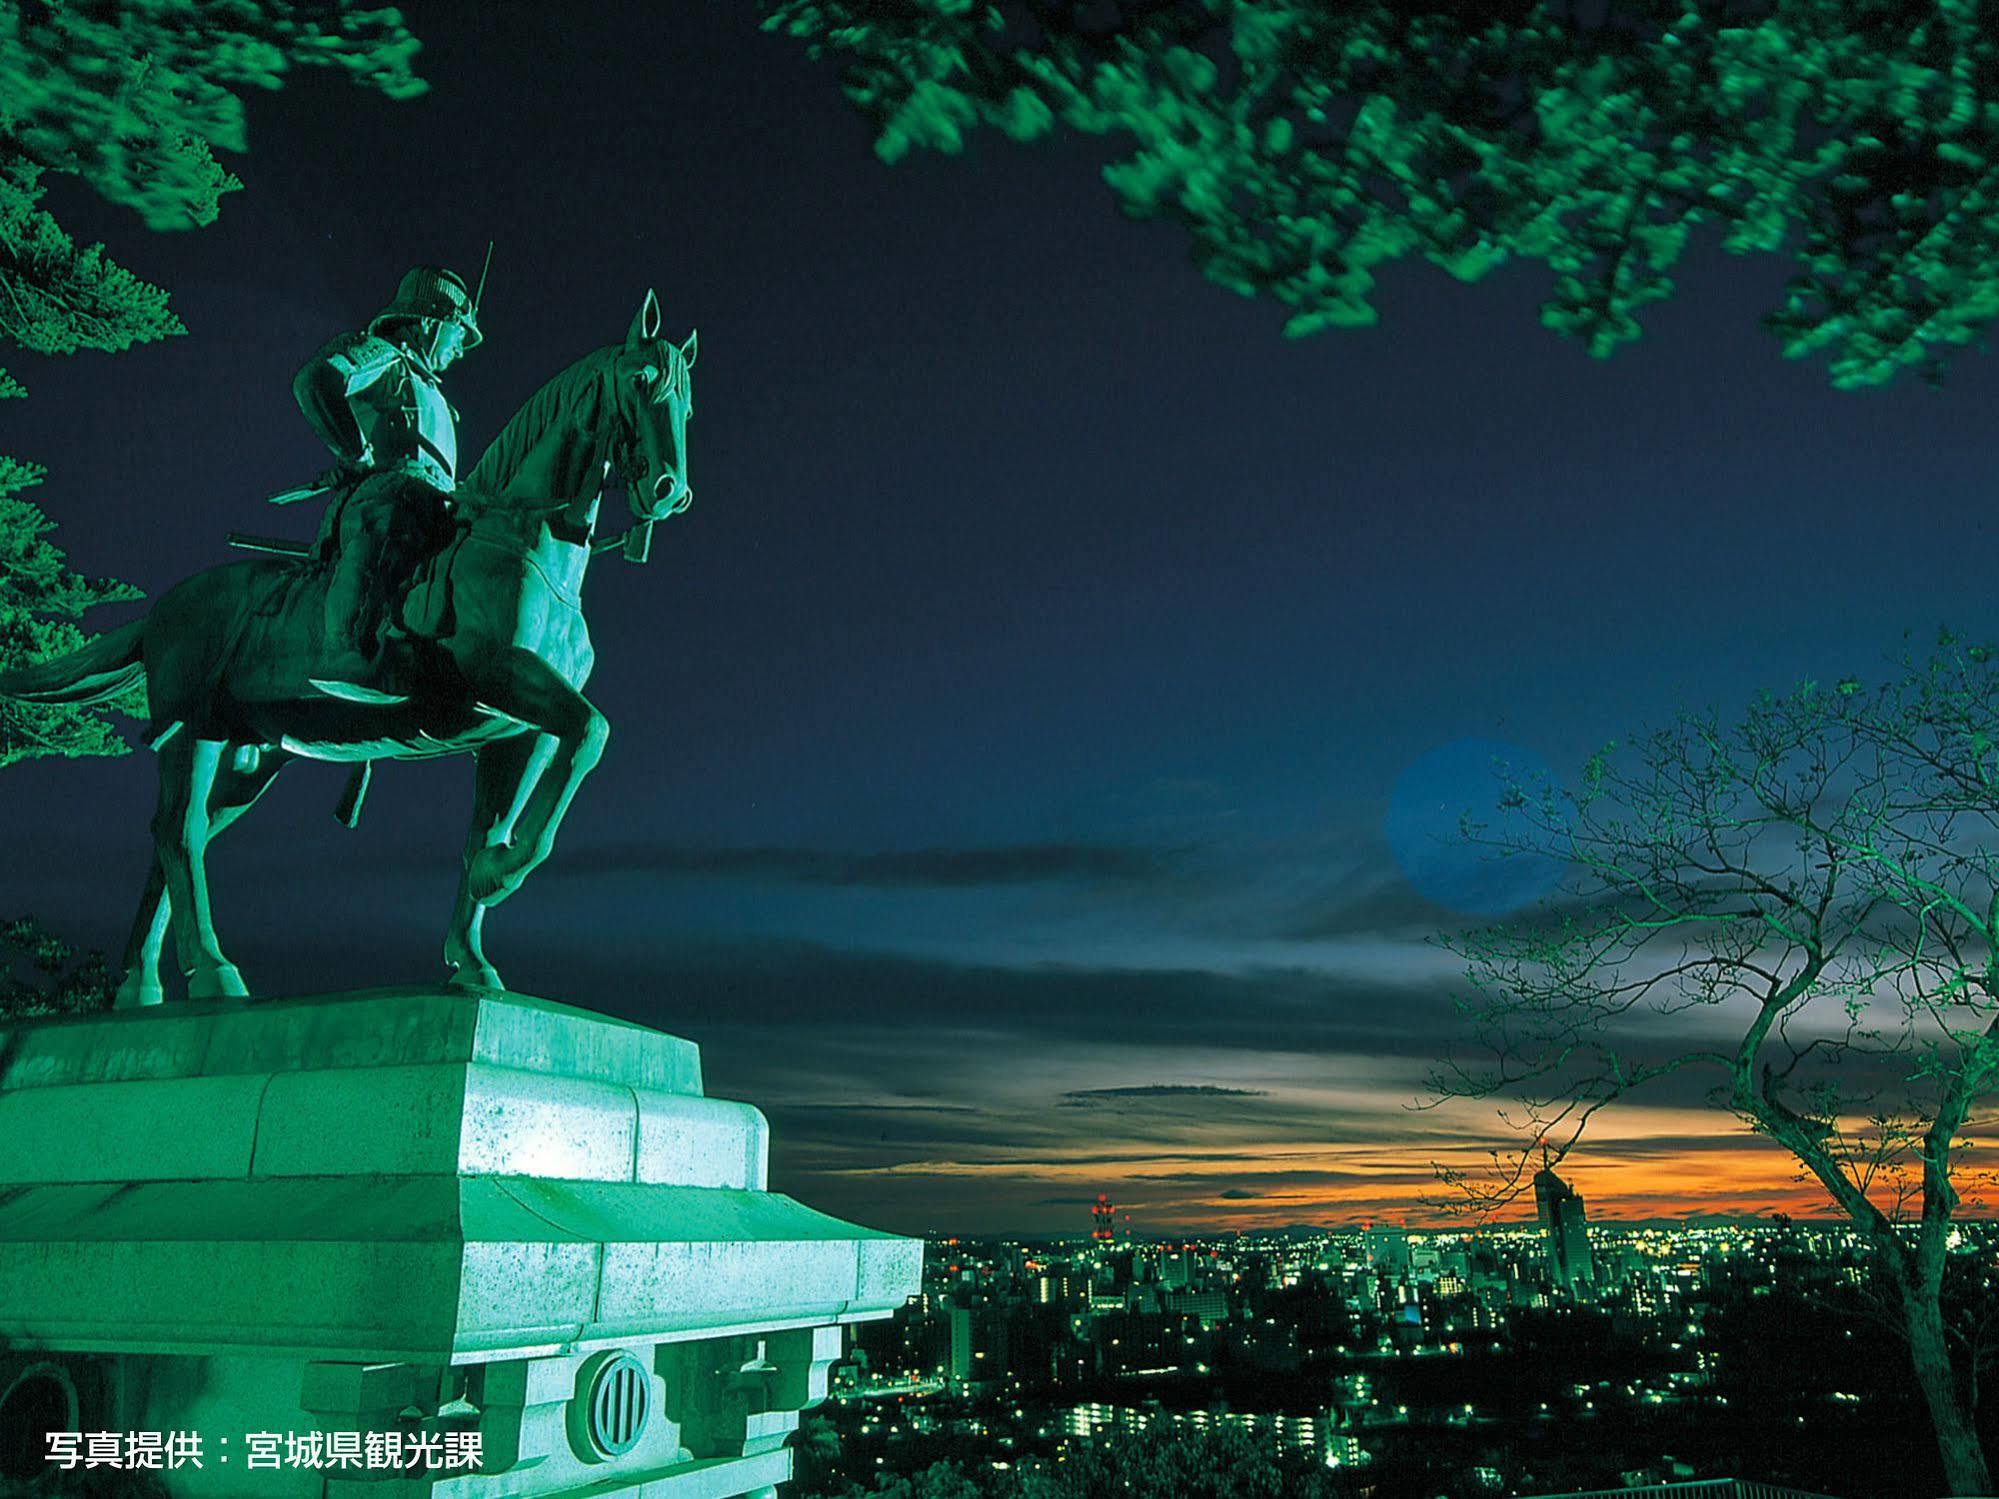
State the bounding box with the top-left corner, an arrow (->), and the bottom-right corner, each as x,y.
113,971 -> 164,1009
467,846 -> 527,906
187,962 -> 250,1001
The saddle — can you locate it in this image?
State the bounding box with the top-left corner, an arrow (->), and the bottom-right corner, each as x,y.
225,514 -> 466,709
308,526 -> 467,706
298,476 -> 462,705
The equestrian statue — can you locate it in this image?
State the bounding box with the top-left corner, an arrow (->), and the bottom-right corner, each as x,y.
0,277 -> 695,1005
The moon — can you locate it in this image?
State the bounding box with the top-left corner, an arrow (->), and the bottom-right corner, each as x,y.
1385,738 -> 1565,916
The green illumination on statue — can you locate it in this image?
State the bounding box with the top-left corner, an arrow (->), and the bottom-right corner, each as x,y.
0,291 -> 697,1005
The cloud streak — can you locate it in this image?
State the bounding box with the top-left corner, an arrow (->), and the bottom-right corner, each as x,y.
1063,1084 -> 1269,1101
557,841 -> 1189,889
210,827 -> 1883,1236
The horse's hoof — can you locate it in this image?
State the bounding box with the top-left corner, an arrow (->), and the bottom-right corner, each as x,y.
187,962 -> 250,1000
113,972 -> 163,1009
468,848 -> 525,906
467,848 -> 505,902
446,963 -> 504,992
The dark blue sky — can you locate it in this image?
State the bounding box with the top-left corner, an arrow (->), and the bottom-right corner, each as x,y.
6,0 -> 1998,1233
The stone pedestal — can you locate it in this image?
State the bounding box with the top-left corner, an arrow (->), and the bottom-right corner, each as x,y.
0,989 -> 922,1496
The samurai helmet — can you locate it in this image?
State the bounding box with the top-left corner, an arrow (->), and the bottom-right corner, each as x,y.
370,265 -> 483,350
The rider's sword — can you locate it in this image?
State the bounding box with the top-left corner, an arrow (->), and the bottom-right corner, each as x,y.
265,480 -> 332,506
226,531 -> 312,557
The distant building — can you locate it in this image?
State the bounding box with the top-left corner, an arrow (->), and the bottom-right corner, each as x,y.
1166,1288 -> 1228,1328
1519,1482 -> 1841,1499
1534,1166 -> 1595,1292
1326,1433 -> 1372,1471
1362,1225 -> 1411,1273
947,1304 -> 1007,1387
949,1304 -> 974,1383
1092,1194 -> 1116,1242
1063,1402 -> 1330,1462
1329,1372 -> 1375,1430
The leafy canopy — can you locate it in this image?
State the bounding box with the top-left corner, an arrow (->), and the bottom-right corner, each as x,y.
765,0 -> 1999,387
0,915 -> 115,1018
0,1 -> 425,768
0,400 -> 142,768
1,0 -> 424,230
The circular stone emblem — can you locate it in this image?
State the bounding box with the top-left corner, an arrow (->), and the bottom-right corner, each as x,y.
575,1350 -> 650,1460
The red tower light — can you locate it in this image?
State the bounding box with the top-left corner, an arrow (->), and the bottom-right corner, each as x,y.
1092,1193 -> 1115,1242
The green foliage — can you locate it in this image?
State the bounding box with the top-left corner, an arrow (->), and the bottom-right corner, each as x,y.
0,159 -> 166,767
0,0 -> 424,230
0,2 -> 426,766
835,1460 -> 986,1499
818,1428 -> 1345,1499
0,914 -> 115,1018
0,160 -> 181,357
0,420 -> 142,767
1018,1426 -> 1344,1497
764,0 -> 1999,387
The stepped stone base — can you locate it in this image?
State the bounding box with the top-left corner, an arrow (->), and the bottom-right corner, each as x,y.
0,988 -> 922,1497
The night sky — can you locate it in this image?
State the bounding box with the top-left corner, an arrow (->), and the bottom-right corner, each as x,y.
6,0 -> 1999,1236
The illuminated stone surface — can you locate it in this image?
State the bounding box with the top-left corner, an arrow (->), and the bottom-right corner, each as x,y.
0,988 -> 920,1496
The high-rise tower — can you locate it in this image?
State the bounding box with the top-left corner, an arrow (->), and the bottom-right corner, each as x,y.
1092,1193 -> 1115,1242
1534,1165 -> 1594,1292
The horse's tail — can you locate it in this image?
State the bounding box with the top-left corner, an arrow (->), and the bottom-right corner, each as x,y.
0,620 -> 147,707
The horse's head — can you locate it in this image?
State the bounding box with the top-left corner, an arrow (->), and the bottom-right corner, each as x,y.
607,289 -> 695,561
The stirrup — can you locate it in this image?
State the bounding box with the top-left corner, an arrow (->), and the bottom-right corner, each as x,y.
308,677 -> 410,706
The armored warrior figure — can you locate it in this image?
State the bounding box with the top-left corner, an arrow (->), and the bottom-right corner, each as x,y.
289,264 -> 482,698
1,285 -> 695,1002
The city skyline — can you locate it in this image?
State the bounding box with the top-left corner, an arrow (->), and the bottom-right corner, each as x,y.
806,1203 -> 1937,1496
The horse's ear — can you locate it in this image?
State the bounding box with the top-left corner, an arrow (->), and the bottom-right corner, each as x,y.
680,328 -> 698,368
627,290 -> 661,348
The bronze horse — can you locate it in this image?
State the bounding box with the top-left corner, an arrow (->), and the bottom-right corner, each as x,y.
0,292 -> 694,1003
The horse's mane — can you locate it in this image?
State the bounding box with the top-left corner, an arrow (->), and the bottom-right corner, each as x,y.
461,345 -> 616,497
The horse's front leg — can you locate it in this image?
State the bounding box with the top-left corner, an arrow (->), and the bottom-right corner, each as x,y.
445,734 -> 544,989
119,744 -> 290,1006
153,736 -> 248,1000
463,648 -> 608,906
